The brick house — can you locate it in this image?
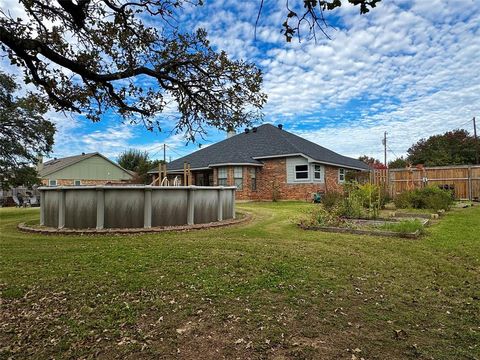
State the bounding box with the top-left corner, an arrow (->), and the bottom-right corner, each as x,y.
38,152 -> 134,186
151,124 -> 369,201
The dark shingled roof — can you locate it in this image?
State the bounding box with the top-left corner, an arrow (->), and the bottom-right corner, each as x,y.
158,124 -> 369,172
39,152 -> 134,177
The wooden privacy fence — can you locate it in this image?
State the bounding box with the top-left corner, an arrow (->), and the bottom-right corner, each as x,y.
371,165 -> 480,200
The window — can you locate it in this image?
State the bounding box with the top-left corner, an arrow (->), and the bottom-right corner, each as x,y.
49,179 -> 57,186
295,165 -> 309,180
314,164 -> 323,181
234,166 -> 243,190
339,168 -> 346,183
74,180 -> 81,186
250,168 -> 257,191
217,167 -> 227,186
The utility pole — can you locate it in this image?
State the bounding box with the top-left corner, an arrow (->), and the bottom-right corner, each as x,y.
163,143 -> 166,163
382,131 -> 387,167
474,117 -> 479,165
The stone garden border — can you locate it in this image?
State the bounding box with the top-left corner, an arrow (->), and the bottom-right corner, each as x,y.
299,218 -> 430,239
18,212 -> 251,236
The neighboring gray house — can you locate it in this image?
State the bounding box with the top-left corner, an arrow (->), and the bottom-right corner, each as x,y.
150,124 -> 369,201
38,152 -> 134,186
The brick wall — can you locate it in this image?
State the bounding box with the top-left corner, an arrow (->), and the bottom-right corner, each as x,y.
239,159 -> 345,201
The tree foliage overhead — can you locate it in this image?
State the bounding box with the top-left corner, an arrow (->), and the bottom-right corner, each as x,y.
267,0 -> 381,42
0,72 -> 55,189
0,0 -> 267,140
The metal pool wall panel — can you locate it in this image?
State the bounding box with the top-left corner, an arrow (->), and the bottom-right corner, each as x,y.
43,190 -> 59,228
194,189 -> 218,224
222,189 -> 234,219
151,188 -> 188,226
104,188 -> 144,228
64,189 -> 97,229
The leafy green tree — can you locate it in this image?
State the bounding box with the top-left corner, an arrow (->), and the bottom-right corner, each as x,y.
406,130 -> 476,167
0,72 -> 55,190
0,0 -> 266,141
117,149 -> 163,184
388,157 -> 409,169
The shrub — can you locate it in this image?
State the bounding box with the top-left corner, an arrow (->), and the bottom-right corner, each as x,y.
298,204 -> 344,227
342,190 -> 364,218
321,191 -> 344,210
394,186 -> 453,211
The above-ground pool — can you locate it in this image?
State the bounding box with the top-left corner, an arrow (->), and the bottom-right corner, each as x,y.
39,186 -> 236,230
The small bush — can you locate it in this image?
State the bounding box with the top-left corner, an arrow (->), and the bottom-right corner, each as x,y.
321,191 -> 344,210
394,186 -> 453,211
298,204 -> 344,227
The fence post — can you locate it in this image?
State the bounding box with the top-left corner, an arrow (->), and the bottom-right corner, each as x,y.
144,186 -> 152,228
187,186 -> 195,225
217,187 -> 224,221
40,190 -> 45,226
96,187 -> 105,230
57,188 -> 65,229
468,166 -> 472,201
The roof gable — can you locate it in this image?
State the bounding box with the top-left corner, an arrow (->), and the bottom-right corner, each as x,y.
39,152 -> 133,178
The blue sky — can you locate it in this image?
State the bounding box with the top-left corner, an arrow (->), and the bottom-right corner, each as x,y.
2,0 -> 480,163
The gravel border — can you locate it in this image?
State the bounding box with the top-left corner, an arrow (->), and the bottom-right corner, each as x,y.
18,212 -> 252,235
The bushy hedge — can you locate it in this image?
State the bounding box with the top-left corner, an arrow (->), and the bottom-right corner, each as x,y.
394,186 -> 453,211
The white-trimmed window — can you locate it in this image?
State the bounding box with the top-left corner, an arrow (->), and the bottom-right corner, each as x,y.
338,168 -> 346,183
314,164 -> 323,181
218,167 -> 227,186
250,167 -> 257,191
295,164 -> 309,180
49,179 -> 57,186
234,166 -> 243,190
74,180 -> 81,186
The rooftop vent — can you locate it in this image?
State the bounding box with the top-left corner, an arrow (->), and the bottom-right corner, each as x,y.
245,128 -> 250,134
252,127 -> 257,132
277,124 -> 283,130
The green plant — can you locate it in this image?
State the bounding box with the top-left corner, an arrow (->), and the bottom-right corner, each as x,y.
298,204 -> 344,227
394,186 -> 453,211
341,190 -> 364,218
377,219 -> 425,235
321,191 -> 344,210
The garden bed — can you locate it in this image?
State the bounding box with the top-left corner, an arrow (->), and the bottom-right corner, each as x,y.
300,218 -> 429,239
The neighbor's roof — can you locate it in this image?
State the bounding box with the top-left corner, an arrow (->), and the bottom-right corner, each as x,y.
39,152 -> 134,177
152,124 -> 369,172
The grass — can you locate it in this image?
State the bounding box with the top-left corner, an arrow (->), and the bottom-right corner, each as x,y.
1,203 -> 479,359
376,219 -> 425,235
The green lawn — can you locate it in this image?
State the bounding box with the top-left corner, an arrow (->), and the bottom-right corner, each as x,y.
1,203 -> 479,359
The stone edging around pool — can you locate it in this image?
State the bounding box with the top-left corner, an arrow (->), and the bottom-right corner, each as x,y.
18,212 -> 252,235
